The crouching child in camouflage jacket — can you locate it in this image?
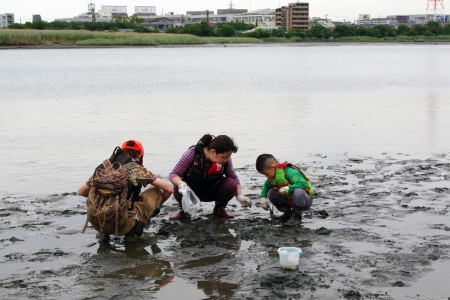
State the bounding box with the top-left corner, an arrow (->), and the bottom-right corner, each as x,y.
78,140 -> 173,240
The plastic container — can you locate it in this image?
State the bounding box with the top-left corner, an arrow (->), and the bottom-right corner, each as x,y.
277,247 -> 302,270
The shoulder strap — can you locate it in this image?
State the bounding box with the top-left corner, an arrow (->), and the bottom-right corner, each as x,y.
277,162 -> 309,181
103,159 -> 113,169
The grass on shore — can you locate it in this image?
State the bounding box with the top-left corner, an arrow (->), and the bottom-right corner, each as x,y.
0,29 -> 262,46
2,29 -> 450,46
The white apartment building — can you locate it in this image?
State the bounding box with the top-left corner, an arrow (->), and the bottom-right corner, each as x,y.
0,13 -> 14,28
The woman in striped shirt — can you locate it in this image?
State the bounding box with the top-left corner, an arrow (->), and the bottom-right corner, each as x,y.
169,134 -> 251,220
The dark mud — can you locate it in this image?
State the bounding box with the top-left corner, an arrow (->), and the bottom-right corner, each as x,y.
1,153 -> 450,299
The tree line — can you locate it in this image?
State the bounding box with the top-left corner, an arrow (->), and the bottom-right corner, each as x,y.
301,21 -> 450,39
5,18 -> 450,39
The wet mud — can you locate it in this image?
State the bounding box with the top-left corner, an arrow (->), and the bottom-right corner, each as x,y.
1,153 -> 450,299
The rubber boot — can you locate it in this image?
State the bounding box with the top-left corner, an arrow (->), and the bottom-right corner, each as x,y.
271,199 -> 293,223
273,210 -> 293,223
213,203 -> 234,219
292,207 -> 304,222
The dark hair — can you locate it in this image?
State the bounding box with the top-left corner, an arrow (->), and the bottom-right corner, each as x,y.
122,148 -> 141,160
199,134 -> 238,154
256,154 -> 277,172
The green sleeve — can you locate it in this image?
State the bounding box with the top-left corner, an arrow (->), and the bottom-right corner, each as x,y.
260,180 -> 273,198
285,167 -> 309,192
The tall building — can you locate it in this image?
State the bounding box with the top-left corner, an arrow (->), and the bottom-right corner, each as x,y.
276,2 -> 309,31
32,14 -> 42,21
0,13 -> 14,28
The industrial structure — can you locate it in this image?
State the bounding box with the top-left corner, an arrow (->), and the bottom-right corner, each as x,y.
217,0 -> 247,15
426,0 -> 446,22
275,2 -> 309,31
88,3 -> 96,22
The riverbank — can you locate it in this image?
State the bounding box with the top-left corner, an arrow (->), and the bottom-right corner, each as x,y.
2,29 -> 450,47
1,153 -> 449,299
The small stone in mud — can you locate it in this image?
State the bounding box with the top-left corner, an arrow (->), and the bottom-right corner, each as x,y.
9,237 -> 24,242
349,158 -> 363,163
344,290 -> 361,299
260,281 -> 272,287
314,227 -> 331,235
428,254 -> 439,260
392,281 -> 405,287
317,210 -> 329,217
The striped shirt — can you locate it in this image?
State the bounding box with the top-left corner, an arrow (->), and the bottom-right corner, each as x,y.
169,147 -> 241,185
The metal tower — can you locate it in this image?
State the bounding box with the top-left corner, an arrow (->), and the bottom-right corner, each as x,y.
426,0 -> 445,23
229,0 -> 235,11
88,3 -> 96,22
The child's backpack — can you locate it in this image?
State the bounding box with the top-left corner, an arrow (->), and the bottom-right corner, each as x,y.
81,159 -> 136,236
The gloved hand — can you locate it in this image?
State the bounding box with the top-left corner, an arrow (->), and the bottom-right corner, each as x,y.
236,195 -> 252,208
278,186 -> 289,195
260,197 -> 270,210
178,181 -> 190,193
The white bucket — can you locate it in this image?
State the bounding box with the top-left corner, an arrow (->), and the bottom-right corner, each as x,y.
277,247 -> 302,270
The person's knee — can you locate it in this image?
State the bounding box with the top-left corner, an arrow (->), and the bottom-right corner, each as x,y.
292,189 -> 311,208
221,177 -> 237,196
267,189 -> 277,200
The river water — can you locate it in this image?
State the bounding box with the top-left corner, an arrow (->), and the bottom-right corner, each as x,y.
1,44 -> 450,196
1,44 -> 450,299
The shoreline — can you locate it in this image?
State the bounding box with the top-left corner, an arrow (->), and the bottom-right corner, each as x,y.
2,41 -> 450,50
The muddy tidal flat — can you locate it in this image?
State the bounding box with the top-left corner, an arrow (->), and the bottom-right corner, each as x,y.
1,153 -> 450,299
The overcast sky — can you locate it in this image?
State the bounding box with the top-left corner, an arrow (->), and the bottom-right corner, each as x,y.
2,0 -> 430,22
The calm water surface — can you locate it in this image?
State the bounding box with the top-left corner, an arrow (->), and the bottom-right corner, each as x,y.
1,44 -> 449,196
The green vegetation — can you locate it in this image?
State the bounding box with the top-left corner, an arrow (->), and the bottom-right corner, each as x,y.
7,16 -> 143,31
0,30 -> 262,46
2,19 -> 450,46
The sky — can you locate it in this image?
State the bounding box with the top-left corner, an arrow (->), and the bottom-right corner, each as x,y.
2,0 -> 431,23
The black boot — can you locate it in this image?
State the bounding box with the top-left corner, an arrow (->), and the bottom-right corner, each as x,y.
271,198 -> 294,223
292,207 -> 304,221
273,210 -> 293,223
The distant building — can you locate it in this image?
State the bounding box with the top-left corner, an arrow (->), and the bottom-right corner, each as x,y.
358,17 -> 390,25
33,14 -> 42,22
233,8 -> 275,25
55,12 -> 111,23
217,8 -> 247,15
138,17 -> 173,32
98,10 -> 112,19
395,15 -> 409,26
141,14 -> 185,23
0,13 -> 14,28
101,5 -> 128,17
386,14 -> 449,25
276,2 -> 309,31
187,10 -> 214,16
134,6 -> 156,18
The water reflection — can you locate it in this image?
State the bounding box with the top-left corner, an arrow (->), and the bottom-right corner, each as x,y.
426,91 -> 437,148
197,274 -> 239,299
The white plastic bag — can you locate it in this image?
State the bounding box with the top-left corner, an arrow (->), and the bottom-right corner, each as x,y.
180,188 -> 201,215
